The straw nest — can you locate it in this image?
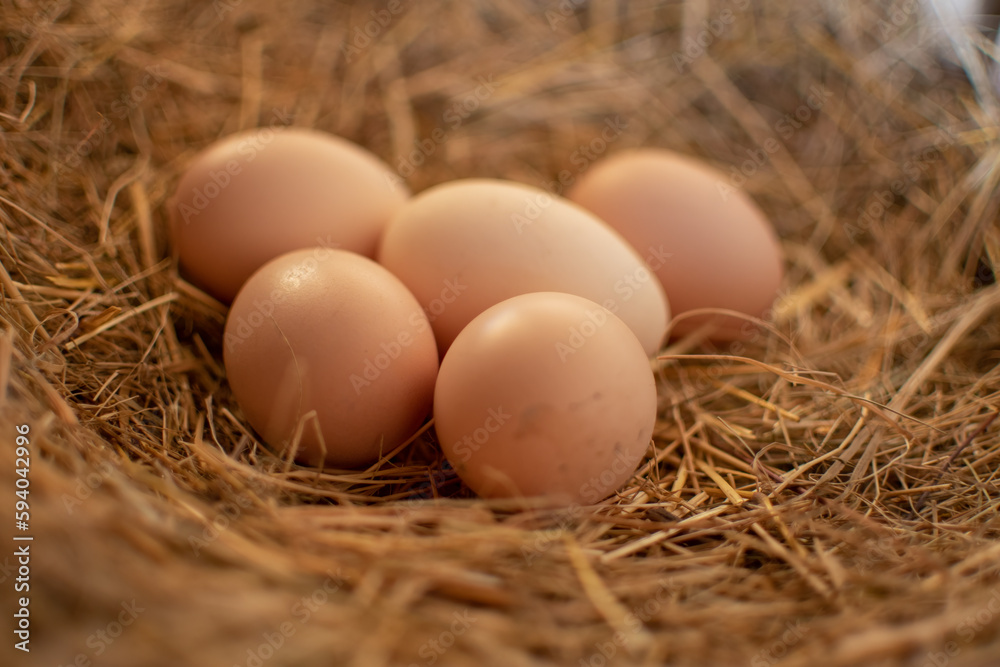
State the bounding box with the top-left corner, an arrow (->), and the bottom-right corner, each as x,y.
2,1 -> 999,666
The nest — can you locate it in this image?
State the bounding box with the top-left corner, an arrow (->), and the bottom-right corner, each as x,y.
2,1 -> 999,665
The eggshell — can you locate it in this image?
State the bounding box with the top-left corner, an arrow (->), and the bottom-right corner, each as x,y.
169,127 -> 407,303
223,247 -> 438,468
378,179 -> 669,356
566,149 -> 783,340
433,292 -> 657,505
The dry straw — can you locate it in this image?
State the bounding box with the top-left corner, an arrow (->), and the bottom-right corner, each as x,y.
2,1 -> 999,666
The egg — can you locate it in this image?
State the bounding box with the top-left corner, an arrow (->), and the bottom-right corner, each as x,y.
169,127 -> 407,303
566,149 -> 783,340
223,247 -> 438,468
433,292 -> 656,505
378,179 -> 669,356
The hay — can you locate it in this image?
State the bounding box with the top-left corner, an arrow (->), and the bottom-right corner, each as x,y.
2,1 -> 1000,666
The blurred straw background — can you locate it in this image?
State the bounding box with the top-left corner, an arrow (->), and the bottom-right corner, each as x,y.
1,0 -> 999,665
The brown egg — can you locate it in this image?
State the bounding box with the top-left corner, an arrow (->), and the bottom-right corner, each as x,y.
223,248 -> 438,468
378,179 -> 670,357
169,127 -> 407,303
566,149 -> 783,340
434,292 -> 656,505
